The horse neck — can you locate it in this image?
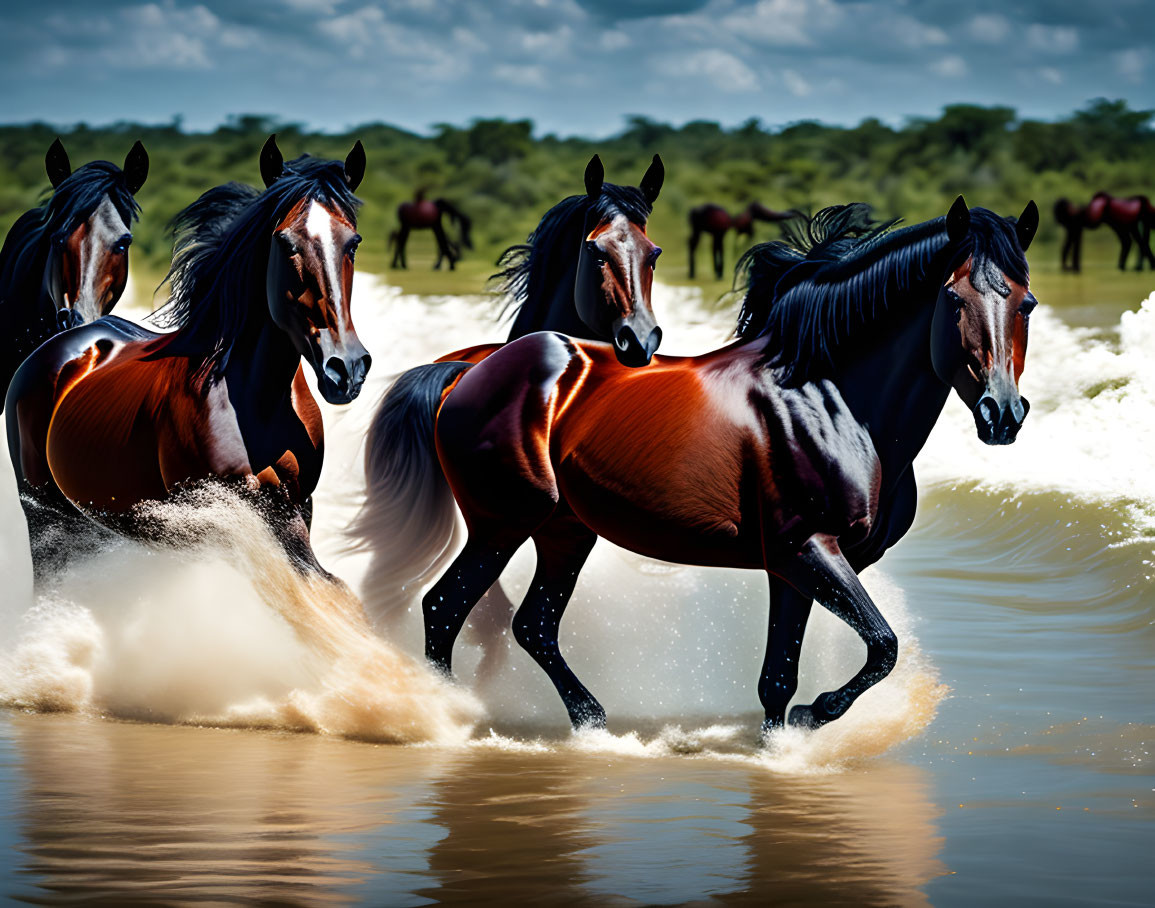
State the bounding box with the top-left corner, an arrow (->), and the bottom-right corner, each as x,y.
221,299 -> 301,413
829,276 -> 951,486
507,250 -> 588,340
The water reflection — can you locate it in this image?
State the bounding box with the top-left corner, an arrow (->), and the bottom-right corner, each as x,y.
2,714 -> 945,905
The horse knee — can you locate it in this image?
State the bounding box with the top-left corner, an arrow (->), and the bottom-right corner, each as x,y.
512,601 -> 556,661
871,630 -> 899,678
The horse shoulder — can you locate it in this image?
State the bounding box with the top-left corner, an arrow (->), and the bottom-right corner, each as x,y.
757,377 -> 882,547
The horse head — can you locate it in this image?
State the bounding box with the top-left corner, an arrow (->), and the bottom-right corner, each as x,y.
931,196 -> 1039,445
575,153 -> 665,367
43,138 -> 148,328
262,135 -> 372,404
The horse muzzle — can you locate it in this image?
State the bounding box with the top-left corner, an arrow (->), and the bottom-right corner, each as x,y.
318,346 -> 372,404
973,391 -> 1029,445
611,315 -> 662,367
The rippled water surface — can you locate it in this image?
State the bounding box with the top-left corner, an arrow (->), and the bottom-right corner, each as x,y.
0,263 -> 1152,905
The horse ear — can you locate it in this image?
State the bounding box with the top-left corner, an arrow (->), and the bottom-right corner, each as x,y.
123,141 -> 149,195
46,138 -> 71,188
1015,200 -> 1039,252
946,195 -> 970,244
640,153 -> 664,204
344,140 -> 366,191
585,154 -> 604,198
260,134 -> 284,188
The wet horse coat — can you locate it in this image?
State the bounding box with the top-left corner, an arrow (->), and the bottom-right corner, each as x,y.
369,198 -> 1040,733
7,138 -> 368,575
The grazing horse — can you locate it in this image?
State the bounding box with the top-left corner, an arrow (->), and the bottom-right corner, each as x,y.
688,201 -> 798,279
351,153 -> 665,647
390,192 -> 473,270
6,135 -> 369,576
1085,192 -> 1155,271
0,138 -> 149,410
365,196 -> 1039,735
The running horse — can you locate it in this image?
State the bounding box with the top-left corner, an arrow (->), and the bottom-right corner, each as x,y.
6,136 -> 369,576
0,138 -> 149,410
351,153 -> 665,651
390,191 -> 472,270
1055,192 -> 1155,272
688,201 -> 797,279
366,196 -> 1039,734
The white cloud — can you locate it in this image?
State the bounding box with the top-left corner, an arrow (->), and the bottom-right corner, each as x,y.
1025,24 -> 1079,54
889,15 -> 948,48
280,0 -> 343,13
494,63 -> 547,88
1115,48 -> 1148,83
781,69 -> 811,97
930,55 -> 968,78
967,13 -> 1010,44
319,4 -> 467,78
1039,66 -> 1063,85
600,30 -> 631,52
720,0 -> 841,48
660,48 -> 759,92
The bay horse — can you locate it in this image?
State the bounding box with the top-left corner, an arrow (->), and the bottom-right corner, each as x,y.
365,195 -> 1039,735
390,192 -> 472,270
351,153 -> 665,646
0,138 -> 149,411
6,135 -> 369,576
688,201 -> 798,279
1085,192 -> 1155,271
1053,198 -> 1089,272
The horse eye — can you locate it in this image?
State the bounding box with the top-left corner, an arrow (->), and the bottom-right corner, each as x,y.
1019,294 -> 1038,316
586,240 -> 605,263
649,247 -> 662,268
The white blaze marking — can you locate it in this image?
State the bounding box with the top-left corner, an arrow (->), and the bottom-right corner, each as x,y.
76,196 -> 127,322
305,200 -> 348,345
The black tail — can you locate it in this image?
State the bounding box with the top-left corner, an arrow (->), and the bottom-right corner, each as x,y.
347,361 -> 472,630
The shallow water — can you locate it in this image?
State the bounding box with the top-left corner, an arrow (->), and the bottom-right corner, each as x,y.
0,264 -> 1152,905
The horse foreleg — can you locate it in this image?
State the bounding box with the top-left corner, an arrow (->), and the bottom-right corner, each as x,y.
712,233 -> 725,280
1113,226 -> 1132,271
777,533 -> 898,729
688,229 -> 700,279
392,225 -> 410,269
432,221 -> 455,271
422,537 -> 518,675
512,510 -> 603,729
758,578 -> 813,736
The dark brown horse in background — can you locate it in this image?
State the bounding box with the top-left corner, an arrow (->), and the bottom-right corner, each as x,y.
1055,192 -> 1155,271
688,201 -> 797,279
0,138 -> 149,411
390,191 -> 472,270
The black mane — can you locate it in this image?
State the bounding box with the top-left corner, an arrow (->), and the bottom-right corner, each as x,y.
155,155 -> 360,383
493,182 -> 652,338
737,203 -> 1030,384
0,160 -> 139,318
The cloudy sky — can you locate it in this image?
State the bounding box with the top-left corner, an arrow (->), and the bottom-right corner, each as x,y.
1,0 -> 1152,135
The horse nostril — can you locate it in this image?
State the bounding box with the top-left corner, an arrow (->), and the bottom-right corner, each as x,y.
358,353 -> 372,381
978,396 -> 998,426
325,356 -> 350,390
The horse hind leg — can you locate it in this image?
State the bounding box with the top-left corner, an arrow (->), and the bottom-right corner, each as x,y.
511,508 -> 605,729
775,534 -> 898,729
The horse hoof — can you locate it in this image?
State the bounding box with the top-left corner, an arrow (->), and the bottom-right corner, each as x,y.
570,704 -> 607,731
788,704 -> 826,730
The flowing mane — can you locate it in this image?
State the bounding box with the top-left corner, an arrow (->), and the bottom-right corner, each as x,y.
154,155 -> 360,382
0,161 -> 140,317
736,202 -> 1030,384
493,182 -> 652,336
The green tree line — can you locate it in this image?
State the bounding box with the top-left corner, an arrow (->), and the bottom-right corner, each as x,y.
0,99 -> 1151,283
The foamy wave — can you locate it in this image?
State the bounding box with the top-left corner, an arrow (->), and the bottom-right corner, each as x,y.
920,294 -> 1155,532
0,487 -> 480,744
